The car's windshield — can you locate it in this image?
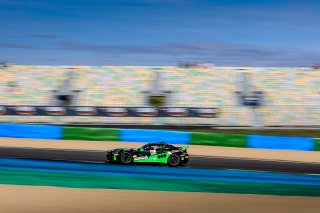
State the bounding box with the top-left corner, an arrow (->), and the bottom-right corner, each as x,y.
140,143 -> 152,149
140,143 -> 165,150
163,144 -> 176,150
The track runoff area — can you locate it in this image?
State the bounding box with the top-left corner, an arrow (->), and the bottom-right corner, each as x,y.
0,146 -> 319,174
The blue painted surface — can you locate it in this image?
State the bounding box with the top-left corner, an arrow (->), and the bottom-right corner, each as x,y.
0,158 -> 319,186
248,135 -> 315,151
0,124 -> 62,139
120,129 -> 190,144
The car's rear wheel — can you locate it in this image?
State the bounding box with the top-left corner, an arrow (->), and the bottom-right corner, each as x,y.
167,154 -> 180,167
120,151 -> 133,164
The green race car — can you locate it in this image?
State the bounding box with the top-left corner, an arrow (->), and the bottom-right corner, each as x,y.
105,142 -> 189,167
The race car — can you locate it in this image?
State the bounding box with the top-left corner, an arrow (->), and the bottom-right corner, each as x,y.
105,142 -> 189,167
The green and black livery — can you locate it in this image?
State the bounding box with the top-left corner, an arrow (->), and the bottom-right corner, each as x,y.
105,142 -> 189,167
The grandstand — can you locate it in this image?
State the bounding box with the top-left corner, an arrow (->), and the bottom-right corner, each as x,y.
0,65 -> 319,127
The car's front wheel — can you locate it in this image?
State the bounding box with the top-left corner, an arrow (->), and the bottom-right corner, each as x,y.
120,151 -> 133,164
167,154 -> 180,167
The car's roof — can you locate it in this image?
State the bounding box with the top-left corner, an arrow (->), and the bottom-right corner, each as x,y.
146,142 -> 168,146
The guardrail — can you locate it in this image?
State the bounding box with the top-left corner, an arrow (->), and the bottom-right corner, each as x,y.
0,123 -> 319,151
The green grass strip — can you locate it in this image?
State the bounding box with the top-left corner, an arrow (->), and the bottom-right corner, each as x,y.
0,169 -> 319,196
191,132 -> 247,147
63,127 -> 119,141
315,138 -> 320,151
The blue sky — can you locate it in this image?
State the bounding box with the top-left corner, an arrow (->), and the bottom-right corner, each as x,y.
0,0 -> 320,66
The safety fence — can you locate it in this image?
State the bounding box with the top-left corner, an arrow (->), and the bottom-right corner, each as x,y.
0,123 -> 319,151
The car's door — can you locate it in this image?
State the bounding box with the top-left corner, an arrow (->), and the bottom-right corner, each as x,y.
145,145 -> 158,156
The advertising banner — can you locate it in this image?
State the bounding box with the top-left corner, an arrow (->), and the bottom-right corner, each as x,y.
0,106 -> 219,118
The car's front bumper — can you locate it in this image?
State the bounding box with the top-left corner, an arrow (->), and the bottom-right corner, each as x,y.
106,151 -> 114,162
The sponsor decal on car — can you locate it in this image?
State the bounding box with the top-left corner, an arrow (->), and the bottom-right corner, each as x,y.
135,155 -> 148,160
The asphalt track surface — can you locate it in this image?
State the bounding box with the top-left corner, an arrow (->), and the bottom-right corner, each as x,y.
0,146 -> 319,174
